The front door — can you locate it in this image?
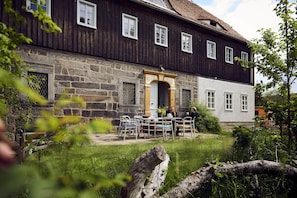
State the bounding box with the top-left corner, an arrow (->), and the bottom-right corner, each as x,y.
150,81 -> 158,117
150,81 -> 170,117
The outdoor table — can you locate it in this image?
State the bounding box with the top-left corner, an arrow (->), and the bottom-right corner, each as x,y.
142,117 -> 175,139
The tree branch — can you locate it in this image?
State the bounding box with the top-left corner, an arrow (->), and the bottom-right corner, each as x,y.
161,160 -> 297,198
120,145 -> 167,198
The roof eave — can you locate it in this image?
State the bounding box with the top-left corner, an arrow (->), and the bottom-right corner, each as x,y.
130,0 -> 248,44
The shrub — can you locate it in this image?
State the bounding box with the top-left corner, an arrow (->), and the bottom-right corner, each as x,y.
191,102 -> 221,133
212,126 -> 297,197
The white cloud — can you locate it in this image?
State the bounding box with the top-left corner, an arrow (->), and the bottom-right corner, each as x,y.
223,0 -> 280,40
204,0 -> 240,18
196,0 -> 281,40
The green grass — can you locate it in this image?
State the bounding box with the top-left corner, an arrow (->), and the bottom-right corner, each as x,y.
25,135 -> 233,197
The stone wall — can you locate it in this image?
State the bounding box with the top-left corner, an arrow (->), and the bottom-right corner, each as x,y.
18,45 -> 199,128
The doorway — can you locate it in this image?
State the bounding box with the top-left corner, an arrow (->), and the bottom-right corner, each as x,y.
144,69 -> 177,116
150,81 -> 169,117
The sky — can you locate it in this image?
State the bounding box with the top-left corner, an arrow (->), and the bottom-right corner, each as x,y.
192,0 -> 282,40
192,0 -> 297,92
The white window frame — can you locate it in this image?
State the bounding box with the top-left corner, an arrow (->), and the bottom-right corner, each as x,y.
181,32 -> 192,53
225,92 -> 233,111
206,90 -> 215,110
225,46 -> 234,64
241,94 -> 248,111
155,24 -> 168,47
26,0 -> 51,16
77,0 -> 97,29
122,13 -> 138,40
241,51 -> 249,61
207,40 -> 216,59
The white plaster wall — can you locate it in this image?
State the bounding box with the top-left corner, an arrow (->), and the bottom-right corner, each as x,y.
198,77 -> 255,123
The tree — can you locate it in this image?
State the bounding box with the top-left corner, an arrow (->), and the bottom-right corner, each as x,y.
0,0 -> 62,133
238,0 -> 297,148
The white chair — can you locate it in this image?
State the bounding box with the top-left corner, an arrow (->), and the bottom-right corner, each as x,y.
161,117 -> 174,139
155,117 -> 174,139
133,115 -> 150,138
119,115 -> 138,140
177,116 -> 195,137
141,117 -> 156,138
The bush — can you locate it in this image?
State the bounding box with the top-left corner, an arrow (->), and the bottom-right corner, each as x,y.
211,126 -> 297,197
231,126 -> 294,163
191,103 -> 221,133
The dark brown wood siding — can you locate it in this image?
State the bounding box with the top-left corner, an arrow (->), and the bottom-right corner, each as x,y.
3,0 -> 252,84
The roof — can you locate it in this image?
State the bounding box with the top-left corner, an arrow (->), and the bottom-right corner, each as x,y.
133,0 -> 248,42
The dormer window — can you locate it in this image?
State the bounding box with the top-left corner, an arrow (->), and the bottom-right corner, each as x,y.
143,0 -> 169,9
210,20 -> 216,27
200,19 -> 225,30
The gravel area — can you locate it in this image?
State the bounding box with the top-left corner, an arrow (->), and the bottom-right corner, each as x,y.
89,132 -> 217,145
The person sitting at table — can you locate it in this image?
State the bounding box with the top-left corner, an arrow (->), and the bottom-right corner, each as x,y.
190,106 -> 198,119
176,106 -> 198,136
166,106 -> 177,117
166,106 -> 180,136
190,106 -> 198,133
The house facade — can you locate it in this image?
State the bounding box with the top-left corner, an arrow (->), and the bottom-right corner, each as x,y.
1,0 -> 254,129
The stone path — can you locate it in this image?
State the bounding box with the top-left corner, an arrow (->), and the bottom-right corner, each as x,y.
89,132 -> 218,145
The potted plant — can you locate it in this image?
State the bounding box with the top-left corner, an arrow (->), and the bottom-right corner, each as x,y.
157,106 -> 167,117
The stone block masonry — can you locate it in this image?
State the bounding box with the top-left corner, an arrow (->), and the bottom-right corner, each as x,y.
18,45 -> 199,127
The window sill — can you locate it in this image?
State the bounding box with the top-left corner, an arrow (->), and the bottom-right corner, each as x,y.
77,23 -> 97,30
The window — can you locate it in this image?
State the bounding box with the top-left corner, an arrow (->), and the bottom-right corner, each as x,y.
27,64 -> 54,103
77,0 -> 97,29
207,40 -> 216,59
181,89 -> 191,108
241,51 -> 249,67
241,94 -> 248,111
123,82 -> 136,105
155,24 -> 168,47
206,90 -> 215,109
225,93 -> 233,110
144,0 -> 169,9
225,46 -> 233,64
28,71 -> 49,99
241,51 -> 248,62
181,32 -> 192,53
26,0 -> 51,16
119,78 -> 139,106
122,13 -> 138,39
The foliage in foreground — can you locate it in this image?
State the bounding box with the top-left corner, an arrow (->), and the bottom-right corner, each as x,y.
23,135 -> 233,198
211,126 -> 297,198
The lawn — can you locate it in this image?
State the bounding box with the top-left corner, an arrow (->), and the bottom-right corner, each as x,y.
25,133 -> 234,197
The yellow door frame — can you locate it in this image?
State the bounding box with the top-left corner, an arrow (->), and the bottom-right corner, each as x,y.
143,69 -> 177,116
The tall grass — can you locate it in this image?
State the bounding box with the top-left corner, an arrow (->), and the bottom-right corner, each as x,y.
25,135 -> 233,197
